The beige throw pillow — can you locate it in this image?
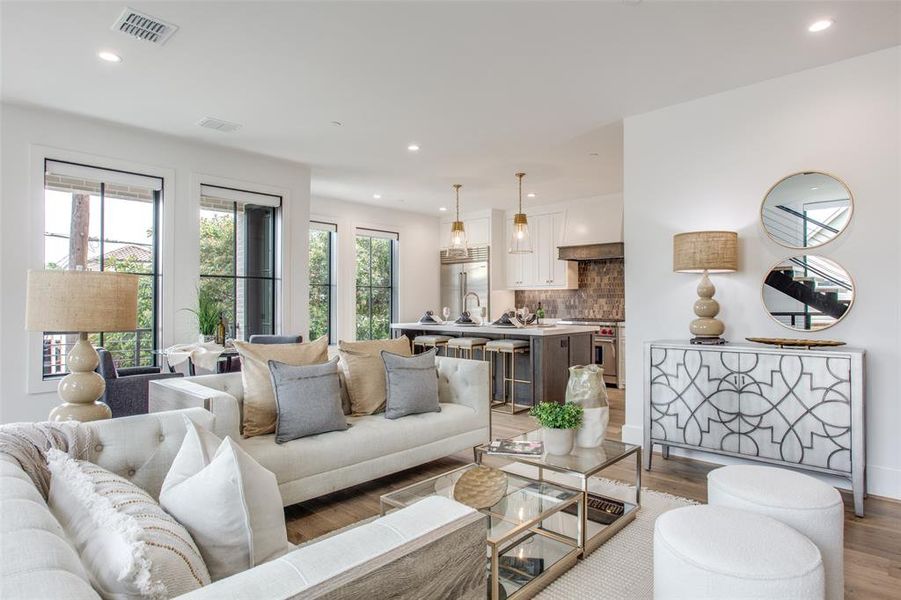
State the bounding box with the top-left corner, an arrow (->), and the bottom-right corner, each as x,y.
234,336 -> 328,437
47,449 -> 211,598
338,336 -> 412,415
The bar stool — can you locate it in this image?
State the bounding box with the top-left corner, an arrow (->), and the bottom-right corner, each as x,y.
412,335 -> 451,356
484,339 -> 531,414
446,337 -> 490,360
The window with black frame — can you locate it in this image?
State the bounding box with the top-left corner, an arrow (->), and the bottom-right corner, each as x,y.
42,159 -> 162,378
355,228 -> 398,340
309,221 -> 337,343
199,185 -> 280,341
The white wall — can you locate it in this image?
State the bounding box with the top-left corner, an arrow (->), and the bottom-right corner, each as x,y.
311,197 -> 441,342
0,103 -> 311,423
623,47 -> 900,499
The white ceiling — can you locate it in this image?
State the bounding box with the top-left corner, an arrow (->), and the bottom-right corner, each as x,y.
2,1 -> 899,214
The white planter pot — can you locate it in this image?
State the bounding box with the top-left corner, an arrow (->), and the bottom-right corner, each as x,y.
543,427 -> 575,455
576,406 -> 610,448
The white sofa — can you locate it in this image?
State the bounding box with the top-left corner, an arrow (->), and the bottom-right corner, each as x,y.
149,356 -> 490,506
0,408 -> 488,599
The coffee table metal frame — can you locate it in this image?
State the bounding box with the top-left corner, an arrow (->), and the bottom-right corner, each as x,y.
475,431 -> 642,557
380,463 -> 584,600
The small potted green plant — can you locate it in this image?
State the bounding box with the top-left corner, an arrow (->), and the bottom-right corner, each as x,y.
529,402 -> 584,455
185,288 -> 221,343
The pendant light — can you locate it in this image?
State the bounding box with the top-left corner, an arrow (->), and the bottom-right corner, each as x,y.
448,183 -> 468,257
509,172 -> 532,254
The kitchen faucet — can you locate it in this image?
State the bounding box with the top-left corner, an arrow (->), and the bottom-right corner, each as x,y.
463,291 -> 481,314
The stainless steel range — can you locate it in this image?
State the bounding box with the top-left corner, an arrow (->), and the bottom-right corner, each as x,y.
556,318 -> 623,387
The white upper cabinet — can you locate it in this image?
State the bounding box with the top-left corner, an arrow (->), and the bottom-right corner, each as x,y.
505,210 -> 577,290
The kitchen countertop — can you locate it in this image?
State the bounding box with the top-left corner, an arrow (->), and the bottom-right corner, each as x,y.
390,322 -> 599,336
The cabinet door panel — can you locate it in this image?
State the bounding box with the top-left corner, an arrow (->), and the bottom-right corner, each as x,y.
648,348 -> 741,452
550,212 -> 569,286
505,221 -> 523,288
739,353 -> 852,473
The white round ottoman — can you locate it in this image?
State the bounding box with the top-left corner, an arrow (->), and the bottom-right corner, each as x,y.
654,505 -> 824,599
708,465 -> 844,600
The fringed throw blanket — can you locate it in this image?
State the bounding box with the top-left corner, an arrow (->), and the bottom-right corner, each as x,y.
0,421 -> 95,500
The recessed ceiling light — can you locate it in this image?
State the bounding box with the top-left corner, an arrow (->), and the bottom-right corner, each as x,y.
330,120 -> 342,127
98,51 -> 122,63
373,193 -> 382,199
810,187 -> 819,191
526,193 -> 536,198
589,152 -> 600,157
407,144 -> 420,152
439,207 -> 447,212
808,19 -> 834,33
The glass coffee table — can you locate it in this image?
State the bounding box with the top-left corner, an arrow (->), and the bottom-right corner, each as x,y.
475,430 -> 642,557
380,463 -> 584,600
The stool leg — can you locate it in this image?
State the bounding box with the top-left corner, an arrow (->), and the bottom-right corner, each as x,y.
510,352 -> 516,414
502,352 -> 508,406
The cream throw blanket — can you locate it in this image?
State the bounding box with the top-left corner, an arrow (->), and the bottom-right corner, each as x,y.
0,421 -> 95,500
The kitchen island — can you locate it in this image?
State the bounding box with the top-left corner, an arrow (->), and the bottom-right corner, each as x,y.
390,322 -> 597,407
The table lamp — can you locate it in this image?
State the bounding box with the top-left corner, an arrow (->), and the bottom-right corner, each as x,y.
673,231 -> 738,344
25,270 -> 138,421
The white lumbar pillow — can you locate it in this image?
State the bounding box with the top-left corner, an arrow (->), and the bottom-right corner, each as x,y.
159,417 -> 292,581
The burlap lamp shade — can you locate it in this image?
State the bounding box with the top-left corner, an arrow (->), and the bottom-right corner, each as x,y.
25,270 -> 139,421
672,231 -> 738,344
673,231 -> 738,273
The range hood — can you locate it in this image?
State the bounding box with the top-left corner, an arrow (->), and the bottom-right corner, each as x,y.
558,242 -> 624,261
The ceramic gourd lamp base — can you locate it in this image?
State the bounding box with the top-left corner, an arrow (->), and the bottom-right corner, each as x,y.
49,334 -> 111,422
690,271 -> 726,341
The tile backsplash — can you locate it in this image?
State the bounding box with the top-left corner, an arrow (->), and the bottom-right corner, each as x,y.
514,259 -> 625,320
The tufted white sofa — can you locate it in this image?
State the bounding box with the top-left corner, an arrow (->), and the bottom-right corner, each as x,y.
149,356 -> 491,507
0,408 -> 488,599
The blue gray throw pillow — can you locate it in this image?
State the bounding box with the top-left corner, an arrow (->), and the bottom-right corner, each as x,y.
381,349 -> 440,420
268,357 -> 348,443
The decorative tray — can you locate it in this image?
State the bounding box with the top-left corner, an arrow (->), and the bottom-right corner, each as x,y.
746,337 -> 846,349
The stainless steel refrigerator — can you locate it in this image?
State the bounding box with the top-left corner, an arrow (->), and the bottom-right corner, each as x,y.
440,246 -> 490,319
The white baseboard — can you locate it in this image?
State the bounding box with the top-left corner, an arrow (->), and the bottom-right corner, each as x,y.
621,424 -> 643,445
867,464 -> 901,500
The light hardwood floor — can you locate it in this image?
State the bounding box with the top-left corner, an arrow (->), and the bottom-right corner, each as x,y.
284,388 -> 901,600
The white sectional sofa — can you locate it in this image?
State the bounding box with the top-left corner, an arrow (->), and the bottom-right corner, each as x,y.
149,356 -> 490,506
0,408 -> 488,600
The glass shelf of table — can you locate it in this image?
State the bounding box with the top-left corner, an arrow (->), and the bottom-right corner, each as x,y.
381,464 -> 580,544
492,531 -> 576,599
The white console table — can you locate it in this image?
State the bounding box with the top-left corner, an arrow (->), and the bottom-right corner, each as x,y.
643,341 -> 866,516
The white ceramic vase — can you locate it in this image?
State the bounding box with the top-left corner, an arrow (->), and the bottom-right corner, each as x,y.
565,364 -> 610,448
577,406 -> 610,448
543,427 -> 575,455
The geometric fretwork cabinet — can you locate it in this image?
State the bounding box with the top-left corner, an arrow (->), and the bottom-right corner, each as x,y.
644,342 -> 866,516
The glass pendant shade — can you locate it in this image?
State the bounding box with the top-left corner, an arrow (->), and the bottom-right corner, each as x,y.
447,184 -> 468,257
508,172 -> 532,254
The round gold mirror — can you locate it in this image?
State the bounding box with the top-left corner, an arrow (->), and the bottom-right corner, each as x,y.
762,255 -> 854,331
761,172 -> 853,249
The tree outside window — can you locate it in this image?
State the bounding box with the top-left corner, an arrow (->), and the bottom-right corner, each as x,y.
355,230 -> 397,340
309,222 -> 336,342
42,161 -> 161,377
199,187 -> 279,341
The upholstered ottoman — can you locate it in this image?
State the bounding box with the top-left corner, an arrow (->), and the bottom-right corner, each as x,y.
708,465 -> 844,600
654,505 -> 824,599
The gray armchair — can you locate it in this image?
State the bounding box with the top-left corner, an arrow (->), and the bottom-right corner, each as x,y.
96,348 -> 183,417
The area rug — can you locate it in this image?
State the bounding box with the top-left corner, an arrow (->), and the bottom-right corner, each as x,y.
534,475 -> 697,599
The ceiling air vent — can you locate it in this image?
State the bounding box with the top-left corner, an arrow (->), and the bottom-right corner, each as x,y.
111,8 -> 178,45
197,117 -> 242,133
